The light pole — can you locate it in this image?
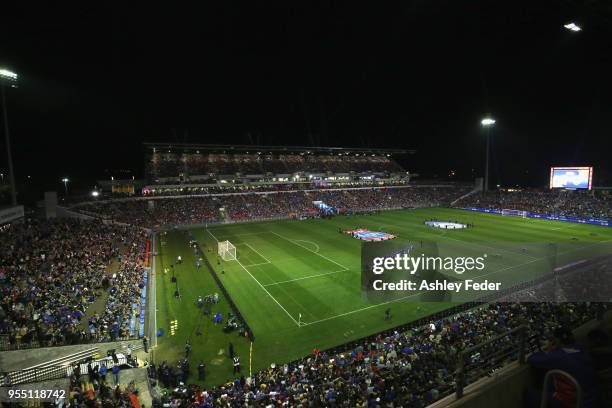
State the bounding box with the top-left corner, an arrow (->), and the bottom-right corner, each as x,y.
62,178 -> 69,195
481,117 -> 496,192
0,68 -> 18,206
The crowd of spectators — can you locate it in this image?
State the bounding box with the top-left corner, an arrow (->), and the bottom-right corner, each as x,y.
223,193 -> 316,221
151,301 -> 607,407
67,367 -> 141,408
2,184 -> 609,406
76,186 -> 467,228
455,189 -> 612,220
0,218 -> 147,347
146,151 -> 404,179
496,255 -> 612,303
308,186 -> 468,214
77,198 -> 222,229
142,181 -> 413,197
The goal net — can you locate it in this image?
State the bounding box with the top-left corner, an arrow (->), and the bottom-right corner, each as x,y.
501,209 -> 527,218
218,240 -> 237,261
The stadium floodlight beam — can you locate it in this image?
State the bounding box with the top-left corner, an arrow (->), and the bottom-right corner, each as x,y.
481,117 -> 495,192
0,67 -> 18,206
564,22 -> 582,32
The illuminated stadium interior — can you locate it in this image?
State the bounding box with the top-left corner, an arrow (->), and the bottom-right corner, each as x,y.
1,3 -> 612,407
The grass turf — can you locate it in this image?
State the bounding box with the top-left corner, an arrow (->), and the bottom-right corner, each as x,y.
153,207 -> 612,386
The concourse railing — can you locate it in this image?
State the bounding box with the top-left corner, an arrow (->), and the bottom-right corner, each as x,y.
455,325 -> 532,398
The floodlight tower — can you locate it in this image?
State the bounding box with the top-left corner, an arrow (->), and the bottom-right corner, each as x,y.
62,177 -> 69,195
0,68 -> 18,206
481,117 -> 496,192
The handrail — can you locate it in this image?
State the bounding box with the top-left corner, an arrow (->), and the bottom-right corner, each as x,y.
455,325 -> 528,398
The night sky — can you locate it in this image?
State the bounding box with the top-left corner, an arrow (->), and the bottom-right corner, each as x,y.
1,1 -> 611,195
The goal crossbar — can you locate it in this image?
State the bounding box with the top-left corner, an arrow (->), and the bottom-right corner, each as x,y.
218,240 -> 237,261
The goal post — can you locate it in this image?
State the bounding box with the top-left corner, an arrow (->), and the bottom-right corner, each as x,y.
218,240 -> 237,261
501,209 -> 527,218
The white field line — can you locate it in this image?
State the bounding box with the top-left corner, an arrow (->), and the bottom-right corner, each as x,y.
301,292 -> 422,326
244,243 -> 272,264
241,261 -> 272,268
206,228 -> 219,243
264,268 -> 349,287
207,228 -> 299,327
302,238 -> 612,327
233,231 -> 273,237
293,240 -> 320,253
414,227 -> 540,261
269,231 -> 350,271
208,226 -> 611,328
375,217 -> 538,261
235,257 -> 300,327
469,238 -> 612,281
235,243 -> 271,266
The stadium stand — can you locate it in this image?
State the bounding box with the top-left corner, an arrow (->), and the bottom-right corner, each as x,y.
0,219 -> 148,348
145,148 -> 405,180
148,302 -> 607,407
454,189 -> 612,221
3,145 -> 610,407
75,186 -> 469,228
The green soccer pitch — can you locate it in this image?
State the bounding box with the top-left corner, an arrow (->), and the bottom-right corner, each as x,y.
152,207 -> 612,386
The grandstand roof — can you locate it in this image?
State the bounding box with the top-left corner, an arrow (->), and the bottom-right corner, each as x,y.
143,143 -> 414,155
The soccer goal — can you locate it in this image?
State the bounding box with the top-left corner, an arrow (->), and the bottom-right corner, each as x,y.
218,240 -> 237,261
501,209 -> 528,218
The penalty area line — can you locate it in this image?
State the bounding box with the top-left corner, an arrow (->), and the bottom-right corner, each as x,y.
263,268 -> 349,287
241,261 -> 271,268
207,228 -> 299,327
235,258 -> 300,327
244,243 -> 272,264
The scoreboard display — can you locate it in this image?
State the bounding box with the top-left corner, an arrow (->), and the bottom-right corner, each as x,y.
549,167 -> 593,190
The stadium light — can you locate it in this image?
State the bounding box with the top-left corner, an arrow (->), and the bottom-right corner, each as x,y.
481,117 -> 496,192
0,68 -> 18,85
62,177 -> 69,194
564,22 -> 582,32
0,66 -> 18,206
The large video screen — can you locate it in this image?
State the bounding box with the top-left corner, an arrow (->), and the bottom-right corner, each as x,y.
549,167 -> 593,190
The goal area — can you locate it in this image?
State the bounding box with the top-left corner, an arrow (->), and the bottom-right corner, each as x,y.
501,209 -> 527,218
218,240 -> 237,261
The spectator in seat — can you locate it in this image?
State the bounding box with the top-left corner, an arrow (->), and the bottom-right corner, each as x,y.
526,327 -> 598,408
